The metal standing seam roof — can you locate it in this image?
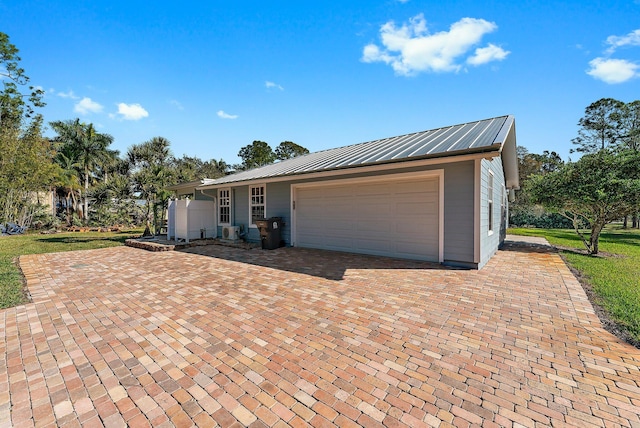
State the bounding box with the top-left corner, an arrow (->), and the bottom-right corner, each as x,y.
202,115 -> 513,187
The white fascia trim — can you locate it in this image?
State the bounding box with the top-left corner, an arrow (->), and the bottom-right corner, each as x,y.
493,115 -> 515,149
438,169 -> 445,263
474,158 -> 481,264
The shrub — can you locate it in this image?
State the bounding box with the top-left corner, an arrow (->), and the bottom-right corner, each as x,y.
510,210 -> 575,229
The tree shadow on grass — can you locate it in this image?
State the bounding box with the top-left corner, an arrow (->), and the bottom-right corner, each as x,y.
555,246 -> 628,259
600,234 -> 640,247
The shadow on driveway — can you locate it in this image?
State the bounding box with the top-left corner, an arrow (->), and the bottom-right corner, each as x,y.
180,245 -> 451,281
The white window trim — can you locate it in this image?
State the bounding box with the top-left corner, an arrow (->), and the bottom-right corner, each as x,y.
249,184 -> 266,228
488,170 -> 494,236
218,188 -> 231,226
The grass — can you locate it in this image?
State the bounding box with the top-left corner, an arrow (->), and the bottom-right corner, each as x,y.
509,225 -> 640,344
0,229 -> 142,309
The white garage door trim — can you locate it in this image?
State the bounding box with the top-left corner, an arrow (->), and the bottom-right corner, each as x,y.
291,170 -> 444,262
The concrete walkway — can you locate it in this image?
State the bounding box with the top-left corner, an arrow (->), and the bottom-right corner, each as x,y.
2,240 -> 639,427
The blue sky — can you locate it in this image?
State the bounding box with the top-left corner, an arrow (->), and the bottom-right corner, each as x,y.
2,0 -> 639,164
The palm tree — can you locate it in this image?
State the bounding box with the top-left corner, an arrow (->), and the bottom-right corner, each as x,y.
212,158 -> 230,177
128,137 -> 175,234
50,119 -> 114,222
54,151 -> 82,225
96,148 -> 121,184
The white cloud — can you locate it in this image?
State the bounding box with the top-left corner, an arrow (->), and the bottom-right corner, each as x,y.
467,43 -> 510,66
74,97 -> 103,115
57,90 -> 79,99
605,29 -> 640,54
362,14 -> 508,75
115,103 -> 149,120
265,81 -> 284,90
217,110 -> 238,119
587,29 -> 640,84
587,57 -> 639,84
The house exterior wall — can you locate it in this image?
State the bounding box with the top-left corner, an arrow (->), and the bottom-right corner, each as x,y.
219,182 -> 291,243
225,187 -> 250,240
441,162 -> 475,266
168,157 -> 507,267
220,161 -> 477,265
479,156 -> 507,268
194,191 -> 214,201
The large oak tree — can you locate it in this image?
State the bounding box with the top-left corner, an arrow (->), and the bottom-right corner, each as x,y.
528,149 -> 640,254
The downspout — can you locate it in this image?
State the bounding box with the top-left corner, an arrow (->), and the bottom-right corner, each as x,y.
199,189 -> 216,201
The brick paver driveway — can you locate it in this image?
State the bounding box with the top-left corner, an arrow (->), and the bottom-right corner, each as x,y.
2,241 -> 640,427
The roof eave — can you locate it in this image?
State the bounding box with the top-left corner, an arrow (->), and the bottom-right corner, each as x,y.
166,179 -> 207,192
197,147 -> 502,189
495,116 -> 520,190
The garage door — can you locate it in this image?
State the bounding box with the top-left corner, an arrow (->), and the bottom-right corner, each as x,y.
294,176 -> 440,261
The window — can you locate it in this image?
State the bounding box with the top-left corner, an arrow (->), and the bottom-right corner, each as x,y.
488,171 -> 494,234
250,185 -> 265,226
218,188 -> 230,225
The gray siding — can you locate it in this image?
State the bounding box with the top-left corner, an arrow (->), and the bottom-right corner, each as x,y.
231,187 -> 253,241
479,156 -> 506,268
232,183 -> 291,243
442,161 -> 475,266
266,182 -> 291,244
194,190 -> 214,201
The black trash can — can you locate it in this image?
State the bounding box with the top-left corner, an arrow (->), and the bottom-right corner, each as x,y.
256,217 -> 283,250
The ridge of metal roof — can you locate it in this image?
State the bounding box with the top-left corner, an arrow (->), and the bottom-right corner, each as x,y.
201,115 -> 513,187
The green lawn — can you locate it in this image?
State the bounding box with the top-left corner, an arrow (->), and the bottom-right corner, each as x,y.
509,226 -> 640,344
0,229 -> 142,309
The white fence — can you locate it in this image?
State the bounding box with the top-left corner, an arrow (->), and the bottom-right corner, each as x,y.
167,199 -> 216,242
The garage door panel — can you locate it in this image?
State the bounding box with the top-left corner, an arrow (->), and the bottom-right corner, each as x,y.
357,220 -> 390,233
395,201 -> 434,216
397,179 -> 437,192
357,203 -> 392,216
357,237 -> 391,250
396,242 -> 438,258
357,184 -> 391,196
395,221 -> 436,236
325,225 -> 357,235
325,187 -> 354,198
295,176 -> 440,262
